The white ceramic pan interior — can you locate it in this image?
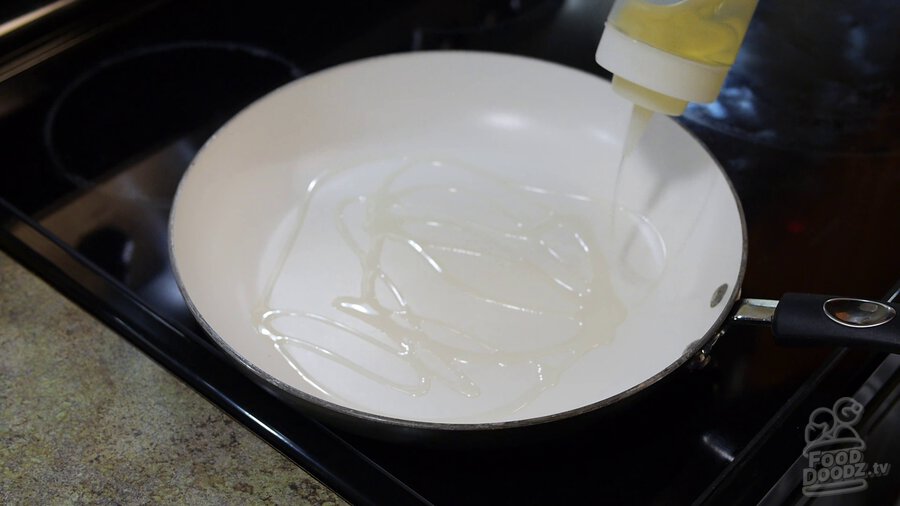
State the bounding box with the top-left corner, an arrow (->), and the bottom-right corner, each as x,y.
171,52 -> 745,427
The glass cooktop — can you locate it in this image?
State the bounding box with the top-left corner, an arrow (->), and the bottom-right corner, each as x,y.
1,1 -> 898,504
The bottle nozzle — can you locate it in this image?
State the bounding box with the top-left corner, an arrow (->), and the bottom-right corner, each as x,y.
596,24 -> 731,116
611,76 -> 688,116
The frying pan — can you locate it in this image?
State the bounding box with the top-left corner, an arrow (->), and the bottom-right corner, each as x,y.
170,52 -> 899,436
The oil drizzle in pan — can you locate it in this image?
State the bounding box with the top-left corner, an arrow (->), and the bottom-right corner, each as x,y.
252,156 -> 629,419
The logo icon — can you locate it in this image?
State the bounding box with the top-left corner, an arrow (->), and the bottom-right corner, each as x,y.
802,397 -> 891,497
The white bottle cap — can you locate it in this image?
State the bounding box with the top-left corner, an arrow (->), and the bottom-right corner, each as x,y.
596,24 -> 730,115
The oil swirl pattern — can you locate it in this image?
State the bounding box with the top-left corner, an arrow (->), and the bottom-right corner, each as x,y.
253,156 -> 627,420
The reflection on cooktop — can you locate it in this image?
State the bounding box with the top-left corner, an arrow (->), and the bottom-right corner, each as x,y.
36,137 -> 203,328
410,0 -> 563,50
683,0 -> 900,153
44,41 -> 302,186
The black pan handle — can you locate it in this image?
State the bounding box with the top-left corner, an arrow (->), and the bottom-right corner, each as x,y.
772,293 -> 899,352
733,293 -> 900,353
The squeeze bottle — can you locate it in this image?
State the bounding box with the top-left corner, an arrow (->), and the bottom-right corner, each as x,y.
596,0 -> 760,116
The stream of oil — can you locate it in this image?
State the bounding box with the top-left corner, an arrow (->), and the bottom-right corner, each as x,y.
611,104 -> 654,225
251,156 -> 629,419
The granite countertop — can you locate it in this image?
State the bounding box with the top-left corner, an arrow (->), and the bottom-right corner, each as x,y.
0,251 -> 346,505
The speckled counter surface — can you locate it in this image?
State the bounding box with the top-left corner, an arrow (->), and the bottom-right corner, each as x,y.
0,251 -> 347,505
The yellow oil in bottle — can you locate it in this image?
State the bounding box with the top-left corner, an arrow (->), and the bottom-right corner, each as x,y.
609,0 -> 758,66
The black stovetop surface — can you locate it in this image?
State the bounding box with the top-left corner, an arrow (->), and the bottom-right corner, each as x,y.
1,1 -> 898,504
